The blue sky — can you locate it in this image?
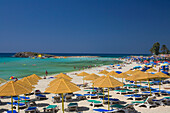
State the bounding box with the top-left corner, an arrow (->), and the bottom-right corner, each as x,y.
0,0 -> 170,54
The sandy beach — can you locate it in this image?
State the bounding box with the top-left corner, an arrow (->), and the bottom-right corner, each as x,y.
0,60 -> 170,113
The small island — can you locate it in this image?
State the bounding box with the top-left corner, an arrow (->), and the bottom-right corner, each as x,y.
14,52 -> 99,58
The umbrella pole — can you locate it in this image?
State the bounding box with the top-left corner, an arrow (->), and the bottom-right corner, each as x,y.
148,79 -> 152,95
24,94 -> 26,104
83,76 -> 84,85
11,96 -> 13,113
108,88 -> 110,110
93,83 -> 94,92
18,95 -> 20,113
103,88 -> 104,104
159,78 -> 161,94
62,93 -> 64,113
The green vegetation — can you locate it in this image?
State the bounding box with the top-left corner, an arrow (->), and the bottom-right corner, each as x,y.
161,45 -> 169,54
150,42 -> 169,55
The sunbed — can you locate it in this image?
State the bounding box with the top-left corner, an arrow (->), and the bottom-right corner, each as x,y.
66,103 -> 78,112
124,94 -> 143,100
64,95 -> 72,102
84,94 -> 98,99
110,104 -> 136,113
52,96 -> 60,103
43,105 -> 59,113
6,110 -> 18,113
97,93 -> 105,98
115,89 -> 134,95
19,100 -> 36,107
87,100 -> 103,107
93,108 -> 115,113
25,107 -> 39,113
75,94 -> 86,100
132,96 -> 157,108
100,98 -> 120,104
35,94 -> 46,100
8,102 -> 26,109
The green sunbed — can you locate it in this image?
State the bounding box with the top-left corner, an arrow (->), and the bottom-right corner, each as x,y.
84,90 -> 96,92
132,101 -> 145,103
68,103 -> 78,107
46,105 -> 57,109
87,100 -> 102,103
19,100 -> 29,103
164,97 -> 170,99
110,104 -> 125,108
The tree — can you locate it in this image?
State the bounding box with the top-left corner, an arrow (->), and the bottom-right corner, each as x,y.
150,42 -> 160,55
161,45 -> 169,54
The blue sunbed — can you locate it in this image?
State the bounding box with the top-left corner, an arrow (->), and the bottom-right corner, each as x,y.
25,107 -> 37,111
93,108 -> 115,112
6,110 -> 18,113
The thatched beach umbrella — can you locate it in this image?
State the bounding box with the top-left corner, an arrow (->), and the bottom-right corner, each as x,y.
106,71 -> 119,77
154,72 -> 170,92
77,72 -> 89,84
126,72 -> 158,94
114,73 -> 129,83
94,75 -> 124,110
83,73 -> 99,91
146,68 -> 157,72
28,74 -> 42,81
45,78 -> 80,113
124,70 -> 134,75
20,77 -> 37,85
54,73 -> 72,80
98,70 -> 109,74
83,73 -> 99,81
0,81 -> 32,113
49,77 -> 73,86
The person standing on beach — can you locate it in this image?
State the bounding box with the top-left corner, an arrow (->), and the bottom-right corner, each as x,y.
46,70 -> 48,76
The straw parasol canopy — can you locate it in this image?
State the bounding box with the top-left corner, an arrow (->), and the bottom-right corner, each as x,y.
93,75 -> 124,110
0,81 -> 32,113
98,70 -> 109,74
77,72 -> 89,84
45,78 -> 80,113
94,75 -> 124,88
20,77 -> 37,86
77,72 -> 89,76
112,73 -> 129,78
0,78 -> 7,84
0,81 -> 32,96
126,72 -> 158,95
29,74 -> 42,80
146,68 -> 157,72
54,73 -> 72,80
16,80 -> 35,91
106,71 -> 119,76
91,75 -> 105,83
83,73 -> 99,80
126,71 -> 157,81
154,72 -> 170,92
45,78 -> 80,94
49,77 -> 73,86
124,70 -> 134,74
154,72 -> 170,78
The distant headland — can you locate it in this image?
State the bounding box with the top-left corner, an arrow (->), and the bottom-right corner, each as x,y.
13,52 -> 99,58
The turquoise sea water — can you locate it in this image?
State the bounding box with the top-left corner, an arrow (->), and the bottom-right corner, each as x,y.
0,57 -> 121,80
0,53 -> 150,80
